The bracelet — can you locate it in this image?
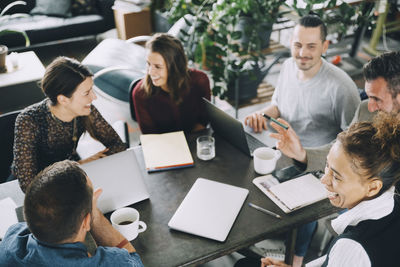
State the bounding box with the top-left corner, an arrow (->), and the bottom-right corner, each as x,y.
116,238 -> 129,249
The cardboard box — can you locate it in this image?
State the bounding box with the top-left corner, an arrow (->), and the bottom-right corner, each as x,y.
113,7 -> 152,40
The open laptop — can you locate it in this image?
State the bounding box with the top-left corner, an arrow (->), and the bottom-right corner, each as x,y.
203,98 -> 275,157
168,178 -> 248,242
81,148 -> 149,214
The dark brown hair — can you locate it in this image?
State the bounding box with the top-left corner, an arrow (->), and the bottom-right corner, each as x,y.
363,51 -> 400,98
24,160 -> 92,244
299,14 -> 327,42
337,112 -> 400,194
41,56 -> 96,137
143,33 -> 190,104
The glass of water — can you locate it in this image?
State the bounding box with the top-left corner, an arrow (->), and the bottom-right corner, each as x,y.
196,136 -> 215,161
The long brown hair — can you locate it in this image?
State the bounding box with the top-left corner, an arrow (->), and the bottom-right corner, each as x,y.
337,112 -> 400,194
41,56 -> 96,138
143,33 -> 190,104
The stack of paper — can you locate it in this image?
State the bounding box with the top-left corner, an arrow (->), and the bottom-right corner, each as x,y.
140,131 -> 194,172
0,197 -> 18,239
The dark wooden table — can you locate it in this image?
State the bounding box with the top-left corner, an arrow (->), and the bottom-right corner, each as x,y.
127,132 -> 337,267
0,132 -> 338,267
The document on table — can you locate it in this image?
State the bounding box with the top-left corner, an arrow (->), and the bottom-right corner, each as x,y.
253,173 -> 327,213
140,131 -> 194,172
0,197 -> 18,239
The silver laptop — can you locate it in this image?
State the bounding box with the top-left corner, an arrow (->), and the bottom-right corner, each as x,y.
168,178 -> 248,242
81,148 -> 149,213
203,98 -> 275,157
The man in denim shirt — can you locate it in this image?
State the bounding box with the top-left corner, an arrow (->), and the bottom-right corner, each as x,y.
0,160 -> 144,267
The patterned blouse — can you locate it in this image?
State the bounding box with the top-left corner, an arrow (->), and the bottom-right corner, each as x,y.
11,99 -> 126,192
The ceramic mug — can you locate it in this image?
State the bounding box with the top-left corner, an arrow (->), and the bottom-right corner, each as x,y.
110,207 -> 147,241
253,147 -> 281,175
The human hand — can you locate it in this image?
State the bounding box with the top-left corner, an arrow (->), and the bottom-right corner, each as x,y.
244,112 -> 267,133
269,118 -> 307,163
261,257 -> 291,267
91,187 -> 103,223
79,148 -> 109,164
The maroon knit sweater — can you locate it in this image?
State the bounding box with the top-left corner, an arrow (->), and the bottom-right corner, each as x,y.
132,69 -> 211,134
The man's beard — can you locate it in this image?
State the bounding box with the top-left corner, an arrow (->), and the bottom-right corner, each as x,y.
295,56 -> 314,71
393,98 -> 400,113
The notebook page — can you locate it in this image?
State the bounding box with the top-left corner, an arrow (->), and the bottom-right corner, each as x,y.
140,131 -> 194,170
269,174 -> 327,210
253,175 -> 292,213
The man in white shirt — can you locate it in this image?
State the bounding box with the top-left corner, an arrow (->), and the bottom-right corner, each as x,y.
245,15 -> 360,148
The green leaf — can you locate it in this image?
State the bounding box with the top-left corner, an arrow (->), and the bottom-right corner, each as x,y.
179,29 -> 189,36
231,31 -> 242,40
183,17 -> 192,26
0,29 -> 30,46
192,0 -> 203,6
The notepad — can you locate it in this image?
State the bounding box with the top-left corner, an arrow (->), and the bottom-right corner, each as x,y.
0,197 -> 18,239
140,131 -> 194,172
253,174 -> 327,213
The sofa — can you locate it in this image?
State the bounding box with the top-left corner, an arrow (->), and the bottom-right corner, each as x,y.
0,0 -> 116,49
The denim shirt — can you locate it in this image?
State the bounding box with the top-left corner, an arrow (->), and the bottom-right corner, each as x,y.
0,223 -> 144,267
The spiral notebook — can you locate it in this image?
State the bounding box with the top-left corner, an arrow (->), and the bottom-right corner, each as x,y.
253,174 -> 327,213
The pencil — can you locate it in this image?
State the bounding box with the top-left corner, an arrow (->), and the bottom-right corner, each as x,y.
262,113 -> 289,130
249,202 -> 282,219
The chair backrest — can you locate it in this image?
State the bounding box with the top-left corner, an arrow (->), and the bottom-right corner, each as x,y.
0,110 -> 21,183
129,78 -> 143,122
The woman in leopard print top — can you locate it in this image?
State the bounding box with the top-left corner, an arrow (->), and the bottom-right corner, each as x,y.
11,57 -> 126,192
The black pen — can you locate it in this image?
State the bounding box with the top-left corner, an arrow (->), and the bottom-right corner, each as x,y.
262,113 -> 289,130
249,203 -> 282,219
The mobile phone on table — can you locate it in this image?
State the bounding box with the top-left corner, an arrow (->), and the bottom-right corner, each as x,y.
272,165 -> 303,182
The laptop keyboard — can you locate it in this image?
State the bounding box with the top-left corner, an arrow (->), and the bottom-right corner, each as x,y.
245,133 -> 267,153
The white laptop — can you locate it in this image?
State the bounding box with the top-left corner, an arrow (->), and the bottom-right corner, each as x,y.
81,148 -> 150,213
168,178 -> 248,242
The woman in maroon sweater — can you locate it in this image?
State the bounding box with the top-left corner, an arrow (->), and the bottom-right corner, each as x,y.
132,33 -> 211,134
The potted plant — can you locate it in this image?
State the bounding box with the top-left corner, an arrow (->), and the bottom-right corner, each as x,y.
0,1 -> 30,72
167,0 -> 286,101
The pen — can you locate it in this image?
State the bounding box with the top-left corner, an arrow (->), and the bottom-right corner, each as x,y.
249,202 -> 282,219
262,113 -> 289,130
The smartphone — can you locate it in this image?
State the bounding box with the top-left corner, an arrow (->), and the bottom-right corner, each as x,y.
272,165 -> 303,182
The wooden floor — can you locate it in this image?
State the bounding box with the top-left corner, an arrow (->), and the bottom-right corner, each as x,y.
242,82 -> 275,107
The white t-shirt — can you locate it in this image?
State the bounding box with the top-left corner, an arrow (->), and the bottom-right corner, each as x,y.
271,58 -> 360,147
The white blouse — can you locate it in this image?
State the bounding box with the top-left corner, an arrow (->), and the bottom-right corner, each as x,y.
306,187 -> 395,267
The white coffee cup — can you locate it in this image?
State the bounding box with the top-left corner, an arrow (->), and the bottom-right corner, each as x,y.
110,207 -> 147,241
253,147 -> 281,175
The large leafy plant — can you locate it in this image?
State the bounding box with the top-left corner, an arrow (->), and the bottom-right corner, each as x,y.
0,1 -> 30,47
168,0 -> 285,98
290,0 -> 375,42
